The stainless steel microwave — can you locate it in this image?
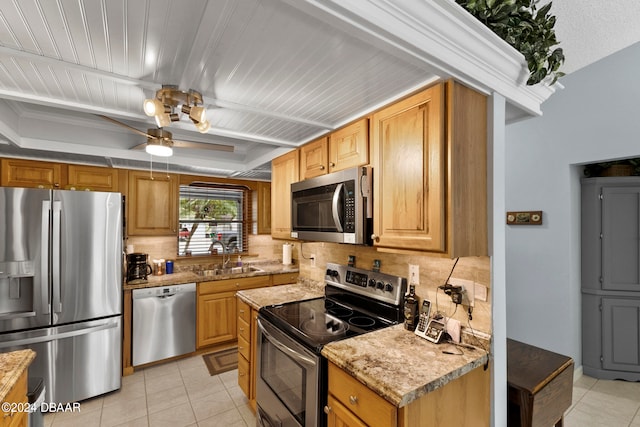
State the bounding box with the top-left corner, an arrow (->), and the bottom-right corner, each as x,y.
291,166 -> 372,244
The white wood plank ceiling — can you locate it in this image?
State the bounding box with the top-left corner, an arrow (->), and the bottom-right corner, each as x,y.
0,0 -> 626,177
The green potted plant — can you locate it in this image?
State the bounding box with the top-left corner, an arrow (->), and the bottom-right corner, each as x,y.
455,0 -> 565,85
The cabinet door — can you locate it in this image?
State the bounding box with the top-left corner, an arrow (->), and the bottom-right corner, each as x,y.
300,137 -> 328,179
271,150 -> 299,239
67,165 -> 121,192
371,83 -> 445,251
326,394 -> 368,427
127,170 -> 178,235
1,158 -> 65,188
602,298 -> 640,372
601,186 -> 640,291
197,291 -> 237,348
329,118 -> 369,173
256,181 -> 271,234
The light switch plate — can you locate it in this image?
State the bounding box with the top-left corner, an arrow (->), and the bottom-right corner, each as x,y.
408,264 -> 419,285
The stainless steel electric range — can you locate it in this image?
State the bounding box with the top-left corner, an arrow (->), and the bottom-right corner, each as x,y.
256,262 -> 407,427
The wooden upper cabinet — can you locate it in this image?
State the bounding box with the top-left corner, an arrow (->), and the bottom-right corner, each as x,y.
299,119 -> 369,180
371,83 -> 446,252
271,150 -> 299,240
127,170 -> 178,236
329,118 -> 369,172
1,158 -> 65,188
300,137 -> 328,180
371,81 -> 487,257
67,165 -> 122,192
256,181 -> 271,234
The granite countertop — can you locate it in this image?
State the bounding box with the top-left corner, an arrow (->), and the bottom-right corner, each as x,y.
0,349 -> 35,402
124,261 -> 299,290
321,324 -> 490,408
236,280 -> 325,310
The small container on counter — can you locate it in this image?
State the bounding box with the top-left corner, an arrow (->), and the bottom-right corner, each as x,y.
165,260 -> 174,274
152,259 -> 165,276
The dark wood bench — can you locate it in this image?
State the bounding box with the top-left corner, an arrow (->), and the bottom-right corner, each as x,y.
507,338 -> 574,427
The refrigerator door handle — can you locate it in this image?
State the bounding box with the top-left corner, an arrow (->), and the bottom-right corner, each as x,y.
52,200 -> 62,313
0,320 -> 118,348
41,200 -> 51,315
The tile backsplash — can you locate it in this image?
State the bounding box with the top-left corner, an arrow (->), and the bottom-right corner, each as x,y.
127,234 -> 491,336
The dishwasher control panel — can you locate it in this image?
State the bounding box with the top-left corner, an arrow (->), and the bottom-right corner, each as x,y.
132,282 -> 196,298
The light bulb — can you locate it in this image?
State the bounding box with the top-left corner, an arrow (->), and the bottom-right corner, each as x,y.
195,119 -> 211,133
189,105 -> 207,123
143,98 -> 163,116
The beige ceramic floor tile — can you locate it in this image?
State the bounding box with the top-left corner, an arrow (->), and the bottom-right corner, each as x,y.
147,401 -> 196,427
49,408 -> 102,427
190,389 -> 235,421
196,407 -> 248,427
144,361 -> 180,379
146,384 -> 190,415
144,370 -> 184,394
111,415 -> 149,427
99,395 -> 148,427
103,380 -> 146,408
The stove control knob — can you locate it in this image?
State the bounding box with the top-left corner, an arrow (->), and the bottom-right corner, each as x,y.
376,281 -> 384,290
368,279 -> 376,287
385,283 -> 394,292
326,269 -> 339,279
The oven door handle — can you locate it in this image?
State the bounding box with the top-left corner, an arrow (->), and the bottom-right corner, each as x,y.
258,319 -> 316,366
331,183 -> 344,233
257,406 -> 282,427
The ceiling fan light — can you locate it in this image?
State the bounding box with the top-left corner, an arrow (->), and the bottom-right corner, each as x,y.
146,139 -> 173,157
143,98 -> 163,116
155,113 -> 171,128
189,105 -> 207,123
195,119 -> 211,133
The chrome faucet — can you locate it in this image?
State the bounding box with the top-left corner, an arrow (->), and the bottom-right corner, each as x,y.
209,240 -> 230,267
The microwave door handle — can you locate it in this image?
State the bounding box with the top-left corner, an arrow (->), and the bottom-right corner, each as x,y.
332,183 -> 344,232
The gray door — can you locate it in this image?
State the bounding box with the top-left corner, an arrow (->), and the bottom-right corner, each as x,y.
602,186 -> 640,291
53,190 -> 122,324
0,188 -> 52,332
602,297 -> 640,372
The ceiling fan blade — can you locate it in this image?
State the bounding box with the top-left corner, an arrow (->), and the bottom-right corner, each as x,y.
96,115 -> 152,138
130,142 -> 147,151
172,139 -> 234,153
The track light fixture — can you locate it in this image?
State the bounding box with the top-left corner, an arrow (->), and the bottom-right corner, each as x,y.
143,85 -> 211,134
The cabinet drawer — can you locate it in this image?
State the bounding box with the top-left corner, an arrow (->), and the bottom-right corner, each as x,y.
271,272 -> 299,285
1,371 -> 27,427
238,354 -> 250,397
200,276 -> 268,294
238,334 -> 251,360
237,316 -> 250,343
328,362 -> 396,427
237,299 -> 252,324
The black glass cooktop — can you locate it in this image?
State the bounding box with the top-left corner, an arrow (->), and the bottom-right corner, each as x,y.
259,296 -> 395,353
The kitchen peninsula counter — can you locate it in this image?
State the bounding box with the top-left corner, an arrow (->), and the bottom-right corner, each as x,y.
123,261 -> 299,290
322,324 -> 490,408
235,280 -> 324,310
0,349 -> 35,402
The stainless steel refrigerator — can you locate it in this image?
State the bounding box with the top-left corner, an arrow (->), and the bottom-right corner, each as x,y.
0,187 -> 122,403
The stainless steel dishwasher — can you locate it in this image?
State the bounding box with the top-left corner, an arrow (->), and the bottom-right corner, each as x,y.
132,282 -> 196,366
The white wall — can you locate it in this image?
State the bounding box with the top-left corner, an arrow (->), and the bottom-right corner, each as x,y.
505,41 -> 640,366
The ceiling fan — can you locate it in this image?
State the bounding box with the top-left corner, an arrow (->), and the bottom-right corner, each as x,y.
97,114 -> 234,157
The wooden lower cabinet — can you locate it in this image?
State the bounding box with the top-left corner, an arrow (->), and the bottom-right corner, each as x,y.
197,276 -> 268,349
0,371 -> 28,427
237,299 -> 258,409
327,362 -> 490,427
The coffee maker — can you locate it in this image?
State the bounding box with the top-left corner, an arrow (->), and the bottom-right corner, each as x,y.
126,253 -> 152,283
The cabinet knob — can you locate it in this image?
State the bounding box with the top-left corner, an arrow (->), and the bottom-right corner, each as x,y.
349,395 -> 358,405
239,309 -> 245,314
239,327 -> 244,332
323,405 -> 332,414
329,162 -> 335,167
370,233 -> 379,242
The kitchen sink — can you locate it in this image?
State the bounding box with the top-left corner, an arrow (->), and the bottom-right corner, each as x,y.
198,266 -> 264,277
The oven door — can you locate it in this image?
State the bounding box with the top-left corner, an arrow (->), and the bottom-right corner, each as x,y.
256,316 -> 320,427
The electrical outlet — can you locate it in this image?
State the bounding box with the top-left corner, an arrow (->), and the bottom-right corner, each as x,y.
408,264 -> 419,285
449,278 -> 474,307
310,254 -> 316,266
